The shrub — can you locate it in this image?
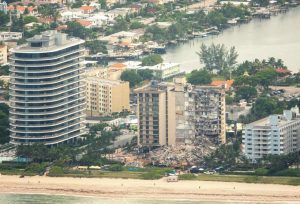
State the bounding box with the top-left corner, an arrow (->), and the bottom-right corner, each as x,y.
179,174 -> 197,180
25,163 -> 47,174
48,166 -> 64,176
109,164 -> 123,171
272,169 -> 300,177
255,168 -> 269,176
140,172 -> 163,180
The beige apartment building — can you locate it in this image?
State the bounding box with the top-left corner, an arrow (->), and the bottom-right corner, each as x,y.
85,77 -> 130,116
135,80 -> 226,147
0,44 -> 7,65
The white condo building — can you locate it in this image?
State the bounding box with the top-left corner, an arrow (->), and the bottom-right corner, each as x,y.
9,31 -> 86,145
242,106 -> 300,162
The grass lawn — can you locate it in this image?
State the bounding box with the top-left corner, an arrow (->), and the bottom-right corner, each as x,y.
179,174 -> 300,186
49,167 -> 173,180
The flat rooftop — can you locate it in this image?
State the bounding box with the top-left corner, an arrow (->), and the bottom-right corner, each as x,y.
11,30 -> 84,53
247,114 -> 300,128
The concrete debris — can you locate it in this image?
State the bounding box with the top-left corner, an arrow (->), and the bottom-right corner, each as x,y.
147,137 -> 216,167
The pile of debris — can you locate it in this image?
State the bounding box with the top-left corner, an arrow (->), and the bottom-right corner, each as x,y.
148,137 -> 216,167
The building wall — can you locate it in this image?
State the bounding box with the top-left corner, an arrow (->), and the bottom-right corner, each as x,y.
0,45 -> 7,65
111,81 -> 130,113
243,113 -> 300,162
85,77 -> 130,116
9,31 -> 86,145
193,87 -> 226,144
167,90 -> 176,145
158,91 -> 167,145
136,82 -> 226,147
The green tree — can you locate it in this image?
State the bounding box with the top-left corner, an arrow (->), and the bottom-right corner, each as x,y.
23,16 -> 38,24
71,0 -> 83,8
38,4 -> 59,17
186,69 -> 212,85
0,65 -> 9,76
137,69 -> 153,81
120,69 -> 142,87
235,86 -> 257,101
106,17 -> 129,35
85,40 -> 108,54
0,11 -> 9,27
65,21 -> 89,39
206,10 -> 226,27
144,25 -> 167,42
254,68 -> 277,89
0,103 -> 9,144
129,21 -> 145,29
98,0 -> 107,9
197,43 -> 238,74
141,54 -> 163,66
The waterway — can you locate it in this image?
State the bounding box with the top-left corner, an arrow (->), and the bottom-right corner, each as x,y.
162,6 -> 300,73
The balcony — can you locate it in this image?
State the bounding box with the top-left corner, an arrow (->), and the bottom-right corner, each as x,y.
10,114 -> 85,128
10,95 -> 85,110
10,101 -> 85,116
10,48 -> 85,62
11,65 -> 84,79
10,87 -> 85,103
10,82 -> 84,95
10,120 -> 82,134
11,73 -> 80,86
10,108 -> 83,122
10,125 -> 86,141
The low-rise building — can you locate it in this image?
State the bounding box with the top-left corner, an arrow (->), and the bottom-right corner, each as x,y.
101,31 -> 143,45
85,77 -> 130,116
0,44 -> 7,65
242,106 -> 300,162
7,5 -> 36,16
0,32 -> 22,42
143,63 -> 184,81
80,5 -> 96,14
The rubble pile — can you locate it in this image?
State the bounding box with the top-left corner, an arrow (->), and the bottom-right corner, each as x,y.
148,137 -> 216,167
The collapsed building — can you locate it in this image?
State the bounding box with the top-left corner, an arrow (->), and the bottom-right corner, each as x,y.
135,78 -> 226,147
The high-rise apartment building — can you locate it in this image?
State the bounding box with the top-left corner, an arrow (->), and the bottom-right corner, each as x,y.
242,106 -> 300,162
135,80 -> 226,147
135,81 -> 170,146
84,76 -> 130,116
9,31 -> 86,145
192,86 -> 226,144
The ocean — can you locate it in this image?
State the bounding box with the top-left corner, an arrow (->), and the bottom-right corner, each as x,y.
0,194 -> 228,204
0,194 -> 298,204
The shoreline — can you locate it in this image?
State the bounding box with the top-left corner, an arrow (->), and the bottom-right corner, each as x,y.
1,175 -> 300,202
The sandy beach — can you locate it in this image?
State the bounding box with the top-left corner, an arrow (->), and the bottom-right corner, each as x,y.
0,175 -> 300,202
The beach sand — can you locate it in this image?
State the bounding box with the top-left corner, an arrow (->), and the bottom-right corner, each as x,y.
0,175 -> 300,202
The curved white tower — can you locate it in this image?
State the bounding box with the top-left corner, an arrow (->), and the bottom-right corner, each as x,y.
9,31 -> 86,145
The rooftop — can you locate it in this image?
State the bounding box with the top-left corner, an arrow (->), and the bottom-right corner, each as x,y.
143,63 -> 179,71
85,76 -> 128,86
246,106 -> 300,128
11,30 -> 84,53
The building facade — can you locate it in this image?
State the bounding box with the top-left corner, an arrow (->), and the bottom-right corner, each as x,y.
135,81 -> 170,146
135,80 -> 226,147
0,32 -> 23,42
192,86 -> 226,144
85,77 -> 130,116
0,44 -> 7,65
9,31 -> 86,145
242,106 -> 300,162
